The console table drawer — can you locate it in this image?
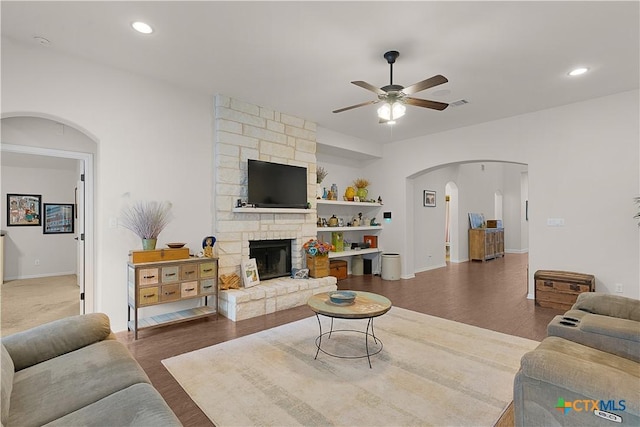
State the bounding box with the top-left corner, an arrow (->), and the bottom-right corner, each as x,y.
138,268 -> 159,285
139,287 -> 159,305
181,265 -> 198,280
160,283 -> 181,302
200,279 -> 216,295
200,262 -> 217,278
181,281 -> 198,298
161,266 -> 179,283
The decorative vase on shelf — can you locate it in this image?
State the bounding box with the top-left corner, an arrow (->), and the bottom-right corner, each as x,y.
317,184 -> 324,199
344,186 -> 356,201
142,238 -> 157,250
322,187 -> 328,199
356,187 -> 368,200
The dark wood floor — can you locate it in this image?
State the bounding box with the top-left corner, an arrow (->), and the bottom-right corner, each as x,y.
116,253 -> 562,427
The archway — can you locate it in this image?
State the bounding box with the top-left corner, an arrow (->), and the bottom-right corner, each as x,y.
409,161 -> 527,275
1,115 -> 97,315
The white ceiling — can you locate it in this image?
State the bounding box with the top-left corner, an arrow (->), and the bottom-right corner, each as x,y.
1,152 -> 78,170
2,1 -> 638,145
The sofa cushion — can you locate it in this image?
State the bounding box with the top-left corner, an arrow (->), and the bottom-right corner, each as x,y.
2,313 -> 112,371
519,337 -> 640,416
572,292 -> 640,321
1,344 -> 14,426
43,383 -> 181,426
8,340 -> 151,427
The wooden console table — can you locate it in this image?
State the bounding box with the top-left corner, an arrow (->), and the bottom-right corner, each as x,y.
127,257 -> 218,339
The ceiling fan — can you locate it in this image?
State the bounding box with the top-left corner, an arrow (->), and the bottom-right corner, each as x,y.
333,50 -> 449,123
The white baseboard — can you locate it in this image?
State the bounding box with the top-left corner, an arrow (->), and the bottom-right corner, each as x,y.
505,248 -> 529,254
4,271 -> 76,281
414,263 -> 447,274
527,293 -> 534,300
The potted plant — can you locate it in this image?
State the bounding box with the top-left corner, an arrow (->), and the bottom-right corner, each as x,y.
303,239 -> 333,278
316,166 -> 328,199
120,201 -> 172,250
353,178 -> 370,201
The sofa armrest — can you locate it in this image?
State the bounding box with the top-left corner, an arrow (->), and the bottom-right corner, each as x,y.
572,292 -> 640,321
1,313 -> 112,371
581,314 -> 640,342
548,313 -> 640,362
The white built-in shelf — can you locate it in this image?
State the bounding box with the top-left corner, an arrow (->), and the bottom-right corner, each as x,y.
316,199 -> 382,207
232,207 -> 315,214
328,248 -> 381,259
317,225 -> 382,232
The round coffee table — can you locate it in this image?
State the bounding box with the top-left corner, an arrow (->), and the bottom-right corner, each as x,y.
307,291 -> 392,368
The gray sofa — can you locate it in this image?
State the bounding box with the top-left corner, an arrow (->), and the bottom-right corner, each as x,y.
514,293 -> 640,426
1,313 -> 181,427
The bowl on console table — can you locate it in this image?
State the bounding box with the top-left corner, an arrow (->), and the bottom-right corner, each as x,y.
166,242 -> 186,248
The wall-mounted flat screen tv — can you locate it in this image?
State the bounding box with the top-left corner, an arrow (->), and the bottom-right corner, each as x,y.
248,159 -> 308,209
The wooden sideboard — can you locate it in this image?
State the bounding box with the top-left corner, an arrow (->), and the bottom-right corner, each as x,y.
469,228 -> 504,262
127,257 -> 218,339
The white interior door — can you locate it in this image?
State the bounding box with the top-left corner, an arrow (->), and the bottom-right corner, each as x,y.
76,171 -> 85,314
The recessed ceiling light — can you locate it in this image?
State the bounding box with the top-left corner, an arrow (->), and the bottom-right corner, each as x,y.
131,21 -> 153,34
33,36 -> 50,46
568,67 -> 589,76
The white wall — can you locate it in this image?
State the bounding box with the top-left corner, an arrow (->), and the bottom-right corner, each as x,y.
1,164 -> 77,279
2,36 -> 638,335
365,90 -> 639,299
2,38 -> 214,331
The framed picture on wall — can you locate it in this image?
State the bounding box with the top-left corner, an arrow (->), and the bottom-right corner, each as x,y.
43,203 -> 74,234
423,190 -> 436,207
7,194 -> 42,226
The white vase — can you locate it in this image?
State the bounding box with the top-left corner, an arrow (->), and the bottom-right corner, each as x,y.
317,184 -> 324,199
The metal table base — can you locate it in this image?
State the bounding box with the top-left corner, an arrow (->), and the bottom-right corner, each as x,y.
313,314 -> 383,368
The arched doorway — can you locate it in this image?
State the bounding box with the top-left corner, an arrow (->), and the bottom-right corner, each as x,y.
1,116 -> 96,321
410,161 -> 528,275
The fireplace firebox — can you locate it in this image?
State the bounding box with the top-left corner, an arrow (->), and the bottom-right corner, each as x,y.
249,239 -> 292,280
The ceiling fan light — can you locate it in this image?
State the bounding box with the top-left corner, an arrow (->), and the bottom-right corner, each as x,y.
377,103 -> 391,121
377,102 -> 406,121
392,102 -> 406,119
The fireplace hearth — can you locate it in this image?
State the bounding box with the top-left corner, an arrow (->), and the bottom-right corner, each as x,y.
249,239 -> 292,280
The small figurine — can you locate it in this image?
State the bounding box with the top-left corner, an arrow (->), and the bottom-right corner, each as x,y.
378,196 -> 383,205
202,236 -> 216,258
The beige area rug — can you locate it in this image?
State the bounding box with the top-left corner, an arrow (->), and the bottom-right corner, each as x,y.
163,307 -> 539,426
1,275 -> 80,337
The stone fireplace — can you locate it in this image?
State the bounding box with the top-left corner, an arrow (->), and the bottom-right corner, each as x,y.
213,95 -> 318,279
249,239 -> 292,280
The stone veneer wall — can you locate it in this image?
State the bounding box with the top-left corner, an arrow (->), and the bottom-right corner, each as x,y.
213,95 -> 318,278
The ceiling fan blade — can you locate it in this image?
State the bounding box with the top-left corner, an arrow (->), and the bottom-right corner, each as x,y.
332,99 -> 379,113
351,81 -> 386,95
402,75 -> 448,95
405,97 -> 449,111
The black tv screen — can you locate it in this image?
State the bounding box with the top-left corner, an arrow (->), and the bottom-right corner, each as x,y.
248,159 -> 308,208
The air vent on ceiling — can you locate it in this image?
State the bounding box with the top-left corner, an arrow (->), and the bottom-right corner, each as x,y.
450,99 -> 469,107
